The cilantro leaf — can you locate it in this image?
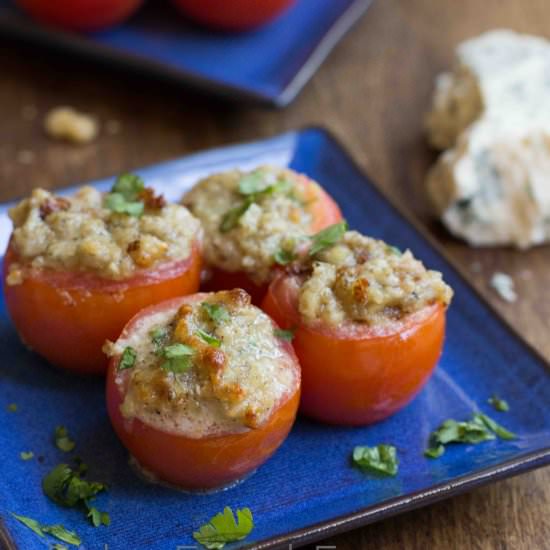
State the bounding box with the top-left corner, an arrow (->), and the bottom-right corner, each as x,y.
11,513 -> 45,537
104,192 -> 144,217
202,302 -> 230,324
274,328 -> 295,342
161,343 -> 194,373
42,525 -> 81,546
196,329 -> 221,348
474,412 -> 516,440
111,173 -> 145,200
353,444 -> 399,476
150,327 -> 169,352
309,221 -> 348,256
273,248 -> 295,266
54,426 -> 76,453
488,395 -> 509,412
118,346 -> 137,371
219,200 -> 252,233
20,451 -> 34,461
7,403 -> 17,412
193,506 -> 254,549
52,544 -> 69,550
43,463 -> 106,508
87,503 -> 111,527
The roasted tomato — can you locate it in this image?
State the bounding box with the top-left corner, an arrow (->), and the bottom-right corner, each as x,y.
262,273 -> 447,425
198,174 -> 343,304
106,293 -> 300,491
172,0 -> 296,31
3,240 -> 202,375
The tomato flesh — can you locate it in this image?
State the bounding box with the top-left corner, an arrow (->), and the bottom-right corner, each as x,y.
172,0 -> 296,31
3,241 -> 202,375
15,0 -> 143,32
106,295 -> 300,491
262,274 -> 447,425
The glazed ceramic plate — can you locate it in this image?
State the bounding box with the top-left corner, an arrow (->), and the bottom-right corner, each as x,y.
0,0 -> 371,106
1,128 -> 549,550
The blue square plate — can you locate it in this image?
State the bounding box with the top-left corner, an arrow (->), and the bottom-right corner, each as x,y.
1,128 -> 549,550
0,0 -> 371,106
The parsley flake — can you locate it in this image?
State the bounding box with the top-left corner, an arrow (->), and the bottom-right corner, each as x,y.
104,193 -> 144,217
20,451 -> 34,461
7,403 -> 17,412
54,426 -> 76,453
202,302 -> 230,324
161,343 -> 194,373
474,412 -> 516,440
104,173 -> 146,217
353,444 -> 399,476
219,199 -> 252,233
118,346 -> 137,371
309,221 -> 348,256
111,173 -> 145,199
273,248 -> 295,266
11,513 -> 44,538
274,328 -> 295,342
193,506 -> 254,549
196,329 -> 221,348
488,395 -> 509,412
150,327 -> 169,352
87,504 -> 111,527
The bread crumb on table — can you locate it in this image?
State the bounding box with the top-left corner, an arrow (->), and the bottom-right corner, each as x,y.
44,106 -> 99,144
490,272 -> 517,303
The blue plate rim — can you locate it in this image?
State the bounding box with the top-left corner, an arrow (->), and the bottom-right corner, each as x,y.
0,126 -> 549,550
0,0 -> 372,107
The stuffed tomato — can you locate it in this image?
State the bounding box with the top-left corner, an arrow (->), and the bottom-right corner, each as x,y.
105,289 -> 300,491
182,166 -> 342,304
262,227 -> 453,426
3,175 -> 202,374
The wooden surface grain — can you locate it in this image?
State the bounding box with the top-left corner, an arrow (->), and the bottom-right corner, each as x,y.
1,0 -> 549,548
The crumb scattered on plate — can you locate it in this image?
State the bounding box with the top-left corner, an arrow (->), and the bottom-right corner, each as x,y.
44,106 -> 99,144
490,272 -> 517,303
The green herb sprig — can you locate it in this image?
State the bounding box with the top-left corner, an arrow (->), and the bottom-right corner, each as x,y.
193,506 -> 254,549
11,513 -> 81,547
104,173 -> 145,217
352,444 -> 399,476
309,221 -> 348,256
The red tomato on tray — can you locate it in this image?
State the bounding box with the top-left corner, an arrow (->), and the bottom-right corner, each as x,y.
106,293 -> 301,491
15,0 -> 144,32
3,240 -> 202,375
172,0 -> 296,31
262,272 -> 448,426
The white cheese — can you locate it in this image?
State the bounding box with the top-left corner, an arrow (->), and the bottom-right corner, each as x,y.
425,30 -> 550,248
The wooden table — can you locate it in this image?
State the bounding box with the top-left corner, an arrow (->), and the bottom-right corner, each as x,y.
1,0 -> 549,548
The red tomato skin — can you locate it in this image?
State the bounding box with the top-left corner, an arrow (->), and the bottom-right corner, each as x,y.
15,0 -> 143,32
200,179 -> 342,303
105,295 -> 300,491
172,0 -> 296,31
3,241 -> 202,375
262,275 -> 447,425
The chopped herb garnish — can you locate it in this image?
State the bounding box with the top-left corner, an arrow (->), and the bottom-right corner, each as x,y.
150,326 -> 169,352
425,411 -> 516,458
488,395 -> 509,412
43,463 -> 106,508
161,343 -> 194,373
193,506 -> 254,549
353,445 -> 399,476
118,346 -> 137,371
104,192 -> 144,217
219,199 -> 252,233
54,426 -> 76,453
274,328 -> 295,342
10,514 -> 81,547
238,172 -> 269,195
7,403 -> 17,412
273,248 -> 295,266
474,412 -> 516,440
104,173 -> 146,217
309,221 -> 348,256
196,329 -> 221,348
20,451 -> 34,461
42,525 -> 81,546
52,544 -> 69,550
87,504 -> 111,527
202,302 -> 230,324
386,244 -> 402,256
